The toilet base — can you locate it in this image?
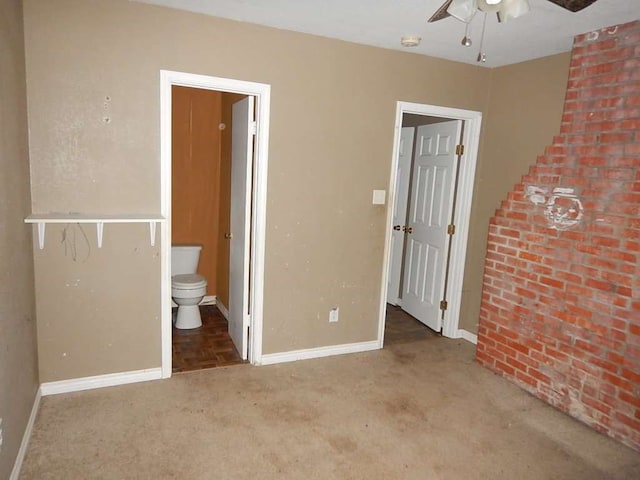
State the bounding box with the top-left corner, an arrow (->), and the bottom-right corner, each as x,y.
175,305 -> 203,329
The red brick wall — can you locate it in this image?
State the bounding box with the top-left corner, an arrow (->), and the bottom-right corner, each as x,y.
476,20 -> 640,451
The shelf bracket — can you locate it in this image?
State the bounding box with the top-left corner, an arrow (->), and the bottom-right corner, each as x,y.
96,222 -> 104,248
149,222 -> 157,247
25,214 -> 165,249
37,222 -> 46,250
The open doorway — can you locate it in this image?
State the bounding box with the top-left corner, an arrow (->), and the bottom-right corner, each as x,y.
170,87 -> 250,372
160,71 -> 271,378
378,102 -> 482,347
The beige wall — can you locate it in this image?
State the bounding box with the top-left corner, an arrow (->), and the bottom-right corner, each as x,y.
22,0 -> 570,381
459,53 -> 571,332
32,224 -> 161,381
0,0 -> 39,477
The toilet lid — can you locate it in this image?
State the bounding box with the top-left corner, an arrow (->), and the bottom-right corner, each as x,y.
172,274 -> 207,289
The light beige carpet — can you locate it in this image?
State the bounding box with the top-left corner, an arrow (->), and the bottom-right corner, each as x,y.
20,338 -> 640,479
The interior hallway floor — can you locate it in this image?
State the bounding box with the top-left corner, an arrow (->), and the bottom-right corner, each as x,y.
20,318 -> 639,479
384,304 -> 438,345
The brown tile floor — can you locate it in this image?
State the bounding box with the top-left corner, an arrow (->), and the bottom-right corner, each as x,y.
384,304 -> 438,345
172,305 -> 245,373
172,303 -> 435,373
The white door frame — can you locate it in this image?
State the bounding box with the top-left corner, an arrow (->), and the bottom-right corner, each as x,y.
160,70 -> 271,378
377,102 -> 482,345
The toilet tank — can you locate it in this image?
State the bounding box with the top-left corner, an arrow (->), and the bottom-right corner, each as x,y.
171,245 -> 202,275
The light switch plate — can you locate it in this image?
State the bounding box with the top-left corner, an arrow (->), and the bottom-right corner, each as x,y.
372,190 -> 386,205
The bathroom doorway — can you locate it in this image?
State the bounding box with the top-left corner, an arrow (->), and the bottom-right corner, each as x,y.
160,71 -> 271,378
170,86 -> 248,372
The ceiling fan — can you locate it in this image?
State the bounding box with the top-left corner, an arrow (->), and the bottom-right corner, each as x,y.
428,0 -> 599,24
426,0 -> 599,63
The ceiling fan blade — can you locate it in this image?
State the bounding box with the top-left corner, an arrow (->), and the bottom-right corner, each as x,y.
546,0 -> 599,12
428,0 -> 454,23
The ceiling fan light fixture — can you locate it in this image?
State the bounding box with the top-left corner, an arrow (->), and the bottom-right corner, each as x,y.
497,0 -> 531,22
446,0 -> 478,23
477,0 -> 502,13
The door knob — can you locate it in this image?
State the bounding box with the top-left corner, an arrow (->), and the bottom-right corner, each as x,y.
224,232 -> 233,239
393,225 -> 402,231
403,226 -> 413,234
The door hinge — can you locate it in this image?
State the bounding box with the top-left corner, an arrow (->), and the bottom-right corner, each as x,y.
455,144 -> 464,155
439,300 -> 448,311
447,224 -> 455,235
251,121 -> 257,135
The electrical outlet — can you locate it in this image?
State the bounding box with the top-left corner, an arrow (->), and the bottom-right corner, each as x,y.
329,307 -> 339,323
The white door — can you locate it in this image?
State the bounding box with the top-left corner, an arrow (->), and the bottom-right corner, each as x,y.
229,96 -> 255,359
387,127 -> 414,305
401,120 -> 462,331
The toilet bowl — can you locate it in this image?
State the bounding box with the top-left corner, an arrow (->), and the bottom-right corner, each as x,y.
171,245 -> 207,329
172,274 -> 207,329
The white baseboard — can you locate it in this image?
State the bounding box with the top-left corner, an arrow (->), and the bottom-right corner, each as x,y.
9,387 -> 42,480
217,300 -> 229,320
457,329 -> 478,345
259,340 -> 380,366
40,367 -> 163,396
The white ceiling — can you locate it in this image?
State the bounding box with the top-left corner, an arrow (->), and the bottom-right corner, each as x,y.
136,0 -> 639,67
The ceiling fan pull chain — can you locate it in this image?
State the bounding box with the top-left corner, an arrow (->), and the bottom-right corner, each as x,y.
461,21 -> 472,47
476,12 -> 488,63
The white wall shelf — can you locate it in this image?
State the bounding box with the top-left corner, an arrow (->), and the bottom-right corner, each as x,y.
24,213 -> 166,249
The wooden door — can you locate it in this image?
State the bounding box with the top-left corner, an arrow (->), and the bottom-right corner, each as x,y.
402,120 -> 462,331
228,96 -> 254,360
387,127 -> 414,305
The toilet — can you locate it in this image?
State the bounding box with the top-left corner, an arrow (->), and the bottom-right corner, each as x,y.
171,245 -> 207,329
